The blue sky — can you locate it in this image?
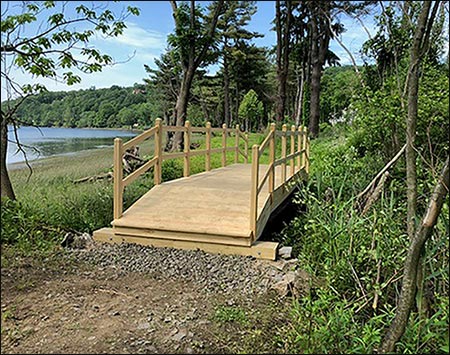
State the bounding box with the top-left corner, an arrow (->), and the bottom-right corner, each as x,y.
2,1 -> 379,97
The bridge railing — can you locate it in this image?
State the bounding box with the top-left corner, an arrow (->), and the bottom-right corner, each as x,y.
249,123 -> 310,240
113,118 -> 249,220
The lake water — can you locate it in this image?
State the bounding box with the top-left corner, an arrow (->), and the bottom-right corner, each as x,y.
7,126 -> 138,165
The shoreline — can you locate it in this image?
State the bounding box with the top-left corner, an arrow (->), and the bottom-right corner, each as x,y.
7,146 -> 113,171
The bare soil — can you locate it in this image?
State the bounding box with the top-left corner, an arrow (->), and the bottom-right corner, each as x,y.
1,247 -> 292,354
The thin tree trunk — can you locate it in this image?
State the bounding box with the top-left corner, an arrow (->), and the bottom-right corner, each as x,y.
295,66 -> 305,127
223,39 -> 231,127
405,1 -> 432,239
171,68 -> 195,151
0,117 -> 16,200
275,0 -> 292,122
308,12 -> 320,138
379,155 -> 449,353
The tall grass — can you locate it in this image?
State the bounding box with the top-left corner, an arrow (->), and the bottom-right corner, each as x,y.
278,129 -> 449,354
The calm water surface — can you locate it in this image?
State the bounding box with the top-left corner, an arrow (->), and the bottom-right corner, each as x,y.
7,126 -> 138,165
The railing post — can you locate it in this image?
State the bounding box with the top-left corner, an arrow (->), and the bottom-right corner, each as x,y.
113,137 -> 123,220
235,124 -> 240,164
269,123 -> 276,197
222,123 -> 227,167
154,118 -> 163,185
297,125 -> 302,172
304,126 -> 309,173
205,121 -> 211,171
281,124 -> 287,184
250,144 -> 259,241
244,133 -> 249,164
184,120 -> 191,177
290,125 -> 295,176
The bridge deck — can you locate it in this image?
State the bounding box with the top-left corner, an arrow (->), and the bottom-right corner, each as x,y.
94,163 -> 304,259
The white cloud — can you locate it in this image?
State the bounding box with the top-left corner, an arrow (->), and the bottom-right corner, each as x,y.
104,22 -> 167,50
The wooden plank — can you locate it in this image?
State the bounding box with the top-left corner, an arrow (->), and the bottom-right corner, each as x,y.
163,126 -> 186,133
162,151 -> 185,160
123,126 -> 156,151
290,125 -> 295,176
250,145 -> 259,240
235,124 -> 239,164
184,121 -> 191,177
191,127 -> 207,133
122,156 -> 158,187
205,122 -> 211,171
244,133 -> 248,164
189,149 -> 207,157
239,131 -> 248,142
93,228 -> 278,260
269,123 -> 276,197
257,162 -> 273,194
114,226 -> 251,246
281,124 -> 287,184
222,124 -> 227,167
113,138 -> 123,219
297,126 -> 303,171
258,131 -> 273,157
154,118 -> 162,185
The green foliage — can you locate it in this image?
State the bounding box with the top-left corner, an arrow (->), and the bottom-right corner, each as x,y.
7,84 -> 155,129
214,305 -> 248,325
1,2 -> 139,95
280,133 -> 449,354
238,89 -> 263,131
320,66 -> 360,123
351,63 -> 449,161
0,199 -> 59,252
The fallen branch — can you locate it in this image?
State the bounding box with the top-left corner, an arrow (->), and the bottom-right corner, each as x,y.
361,171 -> 389,215
73,172 -> 113,184
356,143 -> 406,211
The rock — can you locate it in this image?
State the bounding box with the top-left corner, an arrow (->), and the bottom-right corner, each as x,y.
271,269 -> 311,297
62,232 -> 93,249
172,329 -> 187,341
137,322 -> 150,330
278,246 -> 293,259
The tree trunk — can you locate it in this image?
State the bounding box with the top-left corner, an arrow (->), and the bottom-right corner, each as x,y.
223,40 -> 231,127
308,12 -> 320,137
275,0 -> 292,122
0,117 -> 16,200
379,155 -> 449,353
171,68 -> 195,151
294,66 -> 305,127
405,1 -> 432,239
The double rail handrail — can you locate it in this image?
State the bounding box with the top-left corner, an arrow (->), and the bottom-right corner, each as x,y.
113,118 -> 249,219
249,123 -> 310,240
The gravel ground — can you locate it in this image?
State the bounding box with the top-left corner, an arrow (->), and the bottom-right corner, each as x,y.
69,242 -> 290,295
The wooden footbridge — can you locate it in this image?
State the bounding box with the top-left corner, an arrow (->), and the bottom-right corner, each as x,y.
93,119 -> 310,260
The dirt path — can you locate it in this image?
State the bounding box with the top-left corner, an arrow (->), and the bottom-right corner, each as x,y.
1,246 -> 293,354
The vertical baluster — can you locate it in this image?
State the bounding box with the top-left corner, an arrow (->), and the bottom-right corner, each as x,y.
235,124 -> 240,164
250,145 -> 259,240
269,123 -> 276,197
222,124 -> 227,167
184,121 -> 191,177
281,124 -> 287,184
205,121 -> 211,171
154,118 -> 162,185
290,125 -> 295,176
113,138 -> 123,220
